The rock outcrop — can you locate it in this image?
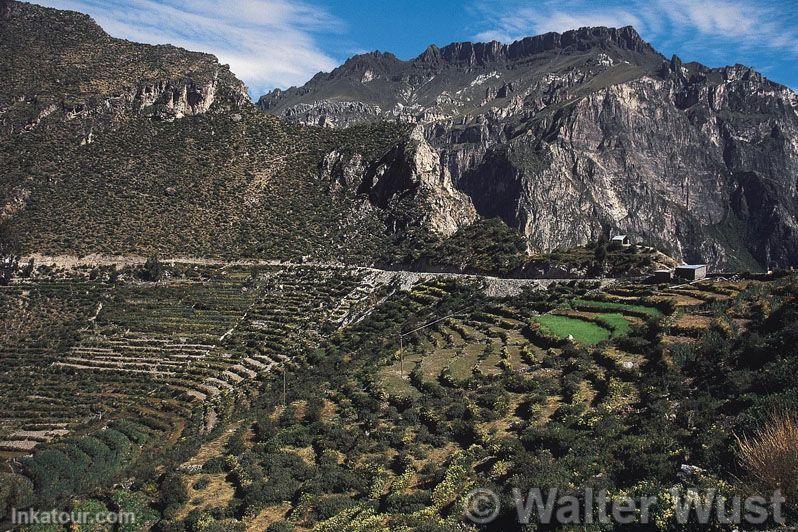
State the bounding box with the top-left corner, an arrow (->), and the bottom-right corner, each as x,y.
320,126 -> 477,236
262,27 -> 798,270
1,0 -> 12,21
0,1 -> 249,140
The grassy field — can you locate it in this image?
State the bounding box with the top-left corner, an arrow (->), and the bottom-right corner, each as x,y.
572,299 -> 662,317
533,314 -> 612,345
595,312 -> 634,337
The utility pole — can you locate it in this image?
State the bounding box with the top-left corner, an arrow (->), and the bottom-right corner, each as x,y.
282,364 -> 287,407
399,334 -> 404,376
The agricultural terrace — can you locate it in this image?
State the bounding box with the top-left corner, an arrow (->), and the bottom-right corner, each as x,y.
0,263 -> 384,465
162,272 -> 798,530
2,263 -> 796,529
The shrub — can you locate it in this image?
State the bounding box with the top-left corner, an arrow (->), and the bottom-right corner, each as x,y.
736,412 -> 798,505
22,427 -> 136,506
159,472 -> 189,519
0,474 -> 34,521
313,494 -> 357,520
112,489 -> 159,532
138,256 -> 163,282
382,489 -> 432,514
616,336 -> 651,355
202,457 -> 227,474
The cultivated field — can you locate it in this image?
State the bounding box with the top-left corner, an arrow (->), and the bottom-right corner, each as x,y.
1,262 -> 794,530
0,263 -> 386,457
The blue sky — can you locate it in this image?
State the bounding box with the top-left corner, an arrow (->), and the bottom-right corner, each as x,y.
35,0 -> 798,98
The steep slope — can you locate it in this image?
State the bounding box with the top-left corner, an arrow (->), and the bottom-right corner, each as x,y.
259,27 -> 662,127
0,2 -> 248,139
262,28 -> 798,270
0,1 -> 456,263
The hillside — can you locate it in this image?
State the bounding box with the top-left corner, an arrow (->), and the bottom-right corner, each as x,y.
0,2 -> 680,279
0,1 -> 435,265
1,257 -> 796,529
1,3 -> 798,529
3,2 -> 797,274
263,27 -> 798,271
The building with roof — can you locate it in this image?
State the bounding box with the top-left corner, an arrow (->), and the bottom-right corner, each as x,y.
654,269 -> 674,283
611,235 -> 631,247
675,264 -> 707,281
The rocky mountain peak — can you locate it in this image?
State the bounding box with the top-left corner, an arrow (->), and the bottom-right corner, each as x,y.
338,50 -> 402,75
261,27 -> 798,270
412,26 -> 658,68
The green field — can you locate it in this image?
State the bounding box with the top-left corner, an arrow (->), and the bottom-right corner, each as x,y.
533,314 -> 612,345
572,299 -> 662,317
594,312 -> 634,338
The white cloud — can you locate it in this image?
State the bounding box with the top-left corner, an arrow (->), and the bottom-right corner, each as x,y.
471,0 -> 641,43
34,0 -> 343,97
471,0 -> 798,59
476,5 -> 643,42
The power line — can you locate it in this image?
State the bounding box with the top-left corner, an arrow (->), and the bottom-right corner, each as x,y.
397,310 -> 468,377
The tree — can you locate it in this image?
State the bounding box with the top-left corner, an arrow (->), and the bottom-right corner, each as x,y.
593,243 -> 608,276
0,220 -> 19,286
138,257 -> 163,282
0,474 -> 33,521
159,472 -> 188,519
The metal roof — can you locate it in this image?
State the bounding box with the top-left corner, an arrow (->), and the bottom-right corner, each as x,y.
676,264 -> 707,270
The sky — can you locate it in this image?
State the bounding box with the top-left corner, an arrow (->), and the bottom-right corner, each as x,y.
34,0 -> 798,98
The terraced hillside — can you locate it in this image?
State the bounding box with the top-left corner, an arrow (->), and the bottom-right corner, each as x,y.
0,261 -> 398,509
123,270 -> 796,530
1,256 -> 796,529
1,2 -> 797,529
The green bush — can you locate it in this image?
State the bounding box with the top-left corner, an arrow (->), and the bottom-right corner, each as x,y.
159,473 -> 188,520
0,473 -> 34,521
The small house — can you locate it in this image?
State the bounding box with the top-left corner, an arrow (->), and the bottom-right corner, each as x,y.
654,269 -> 674,283
611,235 -> 631,247
675,264 -> 707,281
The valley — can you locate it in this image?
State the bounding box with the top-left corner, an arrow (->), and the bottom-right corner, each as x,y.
1,0 -> 797,529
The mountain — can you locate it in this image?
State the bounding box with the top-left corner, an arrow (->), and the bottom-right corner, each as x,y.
3,1 -> 796,273
3,1 -> 545,273
3,4 -> 798,528
0,1 -> 420,264
261,27 -> 798,271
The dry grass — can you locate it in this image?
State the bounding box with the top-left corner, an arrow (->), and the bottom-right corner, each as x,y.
736,413 -> 798,505
174,474 -> 236,522
246,502 -> 293,531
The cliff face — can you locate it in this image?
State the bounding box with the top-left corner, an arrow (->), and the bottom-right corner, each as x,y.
319,126 -> 477,237
0,2 -> 248,142
2,1 -> 796,271
0,2 -> 413,264
262,27 -> 798,270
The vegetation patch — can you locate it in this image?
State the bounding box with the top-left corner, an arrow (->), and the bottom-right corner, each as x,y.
571,298 -> 663,318
532,314 -> 612,345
